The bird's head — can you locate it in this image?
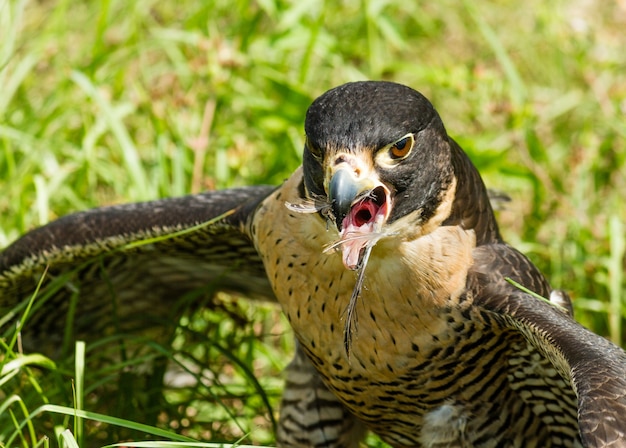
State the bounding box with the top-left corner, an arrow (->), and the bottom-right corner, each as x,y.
301,81 -> 459,270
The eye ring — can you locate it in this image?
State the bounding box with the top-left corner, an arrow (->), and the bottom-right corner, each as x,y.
389,134 -> 414,160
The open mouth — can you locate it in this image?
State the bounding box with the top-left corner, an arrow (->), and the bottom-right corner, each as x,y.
336,186 -> 391,270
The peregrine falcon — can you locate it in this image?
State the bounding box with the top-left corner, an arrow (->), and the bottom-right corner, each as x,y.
1,81 -> 625,447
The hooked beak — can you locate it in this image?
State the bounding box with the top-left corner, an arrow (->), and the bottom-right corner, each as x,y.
329,168 -> 364,231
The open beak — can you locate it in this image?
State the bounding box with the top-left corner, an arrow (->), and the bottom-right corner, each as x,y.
327,165 -> 391,270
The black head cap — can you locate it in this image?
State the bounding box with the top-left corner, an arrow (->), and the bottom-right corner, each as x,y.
305,81 -> 445,152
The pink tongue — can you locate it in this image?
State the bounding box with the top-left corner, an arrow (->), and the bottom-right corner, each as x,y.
350,200 -> 378,227
340,199 -> 380,270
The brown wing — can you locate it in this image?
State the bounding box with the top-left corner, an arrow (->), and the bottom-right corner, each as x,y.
471,243 -> 626,447
0,186 -> 275,356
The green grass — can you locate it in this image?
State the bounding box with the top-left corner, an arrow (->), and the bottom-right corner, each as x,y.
1,0 -> 625,446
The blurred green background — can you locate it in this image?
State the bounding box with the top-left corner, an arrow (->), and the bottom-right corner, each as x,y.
1,0 -> 624,446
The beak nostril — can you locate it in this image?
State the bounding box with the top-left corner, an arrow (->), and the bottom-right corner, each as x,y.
333,155 -> 362,178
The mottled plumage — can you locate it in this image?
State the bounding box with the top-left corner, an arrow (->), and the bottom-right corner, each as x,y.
2,81 -> 626,447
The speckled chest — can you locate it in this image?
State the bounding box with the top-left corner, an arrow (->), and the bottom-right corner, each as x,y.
251,172 -> 581,446
253,173 -> 502,413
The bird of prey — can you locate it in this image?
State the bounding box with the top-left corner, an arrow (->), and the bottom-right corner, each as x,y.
1,81 -> 626,447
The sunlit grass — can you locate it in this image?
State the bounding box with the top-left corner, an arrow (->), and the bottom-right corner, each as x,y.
1,0 -> 624,446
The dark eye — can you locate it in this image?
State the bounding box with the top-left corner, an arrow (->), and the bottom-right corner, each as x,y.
306,138 -> 323,161
389,134 -> 414,159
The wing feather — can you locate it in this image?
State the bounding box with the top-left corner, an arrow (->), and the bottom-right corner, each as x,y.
0,186 -> 276,354
471,244 -> 626,446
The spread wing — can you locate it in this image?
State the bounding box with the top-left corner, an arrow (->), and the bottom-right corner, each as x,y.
0,186 -> 276,355
471,244 -> 626,447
